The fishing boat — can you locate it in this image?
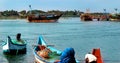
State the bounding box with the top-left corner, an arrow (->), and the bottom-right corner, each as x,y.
2,36 -> 26,55
80,13 -> 93,21
92,48 -> 103,63
33,35 -> 80,63
27,5 -> 62,23
27,14 -> 62,23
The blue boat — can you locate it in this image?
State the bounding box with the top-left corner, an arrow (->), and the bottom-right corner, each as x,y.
2,36 -> 26,55
33,35 -> 80,63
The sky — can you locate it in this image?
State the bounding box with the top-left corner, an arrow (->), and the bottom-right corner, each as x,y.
0,0 -> 120,13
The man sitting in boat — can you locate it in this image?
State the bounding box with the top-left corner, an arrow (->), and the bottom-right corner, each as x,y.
16,33 -> 22,41
85,52 -> 97,63
54,47 -> 76,63
12,33 -> 25,44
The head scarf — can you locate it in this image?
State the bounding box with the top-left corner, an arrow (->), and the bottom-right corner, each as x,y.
58,48 -> 76,63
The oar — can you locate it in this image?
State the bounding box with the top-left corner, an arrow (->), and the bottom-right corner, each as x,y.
47,44 -> 54,47
32,44 -> 37,48
32,44 -> 55,47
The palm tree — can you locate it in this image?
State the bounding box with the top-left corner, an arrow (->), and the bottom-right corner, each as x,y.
103,9 -> 106,13
103,9 -> 109,21
103,9 -> 107,15
114,8 -> 118,14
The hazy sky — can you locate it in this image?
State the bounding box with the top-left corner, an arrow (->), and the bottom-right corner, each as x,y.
0,0 -> 120,13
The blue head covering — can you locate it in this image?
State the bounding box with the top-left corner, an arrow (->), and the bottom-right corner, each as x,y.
58,48 -> 76,63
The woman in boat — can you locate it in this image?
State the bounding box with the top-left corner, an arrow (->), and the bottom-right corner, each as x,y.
55,47 -> 76,63
85,52 -> 97,63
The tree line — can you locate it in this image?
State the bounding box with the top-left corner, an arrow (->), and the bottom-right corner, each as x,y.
0,10 -> 111,19
0,10 -> 84,19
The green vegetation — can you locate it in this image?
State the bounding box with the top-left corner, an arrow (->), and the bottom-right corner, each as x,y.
0,10 -> 84,19
0,10 -> 112,19
0,10 -> 19,19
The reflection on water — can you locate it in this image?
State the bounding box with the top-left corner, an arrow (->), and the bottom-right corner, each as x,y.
0,18 -> 120,63
4,54 -> 25,63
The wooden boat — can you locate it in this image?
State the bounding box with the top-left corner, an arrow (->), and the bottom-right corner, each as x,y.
27,14 -> 62,23
2,36 -> 26,55
92,48 -> 103,63
80,13 -> 92,21
33,35 -> 80,63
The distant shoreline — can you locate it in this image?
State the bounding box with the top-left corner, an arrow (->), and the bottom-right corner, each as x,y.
0,10 -> 82,20
0,16 -> 80,20
0,16 -> 24,19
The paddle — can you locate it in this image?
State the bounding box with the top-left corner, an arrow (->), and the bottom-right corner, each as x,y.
32,44 -> 55,48
47,45 -> 55,47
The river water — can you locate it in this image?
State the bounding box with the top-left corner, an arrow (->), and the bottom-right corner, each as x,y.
0,17 -> 120,63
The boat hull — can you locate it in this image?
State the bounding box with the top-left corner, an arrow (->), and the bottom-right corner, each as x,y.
27,14 -> 62,23
27,19 -> 58,23
3,48 -> 26,55
2,36 -> 26,55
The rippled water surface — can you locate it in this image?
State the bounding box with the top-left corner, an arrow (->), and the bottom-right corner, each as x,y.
0,18 -> 120,63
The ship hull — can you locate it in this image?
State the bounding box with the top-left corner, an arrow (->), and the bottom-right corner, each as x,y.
27,14 -> 62,23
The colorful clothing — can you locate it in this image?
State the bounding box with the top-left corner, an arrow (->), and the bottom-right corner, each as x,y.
58,48 -> 76,63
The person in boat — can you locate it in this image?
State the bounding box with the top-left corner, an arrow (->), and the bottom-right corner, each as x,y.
54,47 -> 76,63
37,45 -> 51,58
16,33 -> 24,44
85,52 -> 97,63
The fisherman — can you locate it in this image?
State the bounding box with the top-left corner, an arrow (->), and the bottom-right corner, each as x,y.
54,47 -> 76,63
85,52 -> 97,63
16,33 -> 24,44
